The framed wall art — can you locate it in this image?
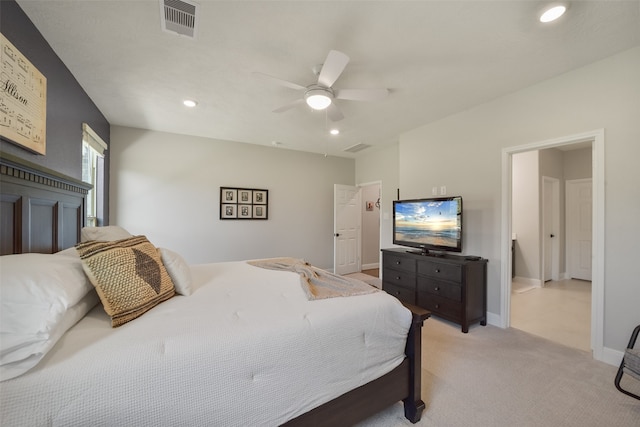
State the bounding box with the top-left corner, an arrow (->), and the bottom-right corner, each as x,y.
0,33 -> 47,155
220,187 -> 268,220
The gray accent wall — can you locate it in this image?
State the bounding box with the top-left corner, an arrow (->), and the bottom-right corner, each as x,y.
0,0 -> 110,222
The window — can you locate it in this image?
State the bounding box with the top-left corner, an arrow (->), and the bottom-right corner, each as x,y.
82,123 -> 107,227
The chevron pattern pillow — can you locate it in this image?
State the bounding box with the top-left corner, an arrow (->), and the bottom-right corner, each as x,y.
76,236 -> 175,327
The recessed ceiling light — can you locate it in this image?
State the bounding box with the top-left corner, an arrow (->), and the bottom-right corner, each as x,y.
540,4 -> 567,23
330,129 -> 340,135
183,99 -> 197,107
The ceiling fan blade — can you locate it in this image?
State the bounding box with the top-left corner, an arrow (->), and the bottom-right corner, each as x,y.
335,88 -> 389,102
326,103 -> 344,121
252,72 -> 306,91
273,98 -> 304,113
317,50 -> 350,88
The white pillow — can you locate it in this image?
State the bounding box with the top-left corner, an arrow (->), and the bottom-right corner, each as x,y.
159,248 -> 193,296
80,225 -> 132,242
0,253 -> 95,381
0,291 -> 98,381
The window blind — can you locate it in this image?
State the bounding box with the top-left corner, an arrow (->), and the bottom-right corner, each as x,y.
82,123 -> 108,156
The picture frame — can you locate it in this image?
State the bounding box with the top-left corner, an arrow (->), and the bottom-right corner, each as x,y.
0,34 -> 47,155
239,190 -> 251,203
221,204 -> 237,219
253,190 -> 267,204
238,204 -> 252,218
253,205 -> 267,219
221,188 -> 237,203
220,187 -> 268,220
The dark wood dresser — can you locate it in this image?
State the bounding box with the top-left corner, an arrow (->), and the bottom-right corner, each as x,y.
382,248 -> 487,333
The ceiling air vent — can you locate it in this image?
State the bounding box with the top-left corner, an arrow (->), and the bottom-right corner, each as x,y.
160,0 -> 199,39
343,143 -> 371,153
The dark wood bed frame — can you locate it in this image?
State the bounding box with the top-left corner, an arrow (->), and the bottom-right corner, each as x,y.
0,151 -> 430,426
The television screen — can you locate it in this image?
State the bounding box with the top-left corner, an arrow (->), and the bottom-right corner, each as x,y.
393,196 -> 462,253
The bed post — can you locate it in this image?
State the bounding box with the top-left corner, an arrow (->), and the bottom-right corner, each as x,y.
402,303 -> 430,423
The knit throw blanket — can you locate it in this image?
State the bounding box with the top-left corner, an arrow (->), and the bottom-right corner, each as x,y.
247,257 -> 379,300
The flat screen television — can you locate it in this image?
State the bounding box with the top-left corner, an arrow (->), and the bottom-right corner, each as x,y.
393,196 -> 463,255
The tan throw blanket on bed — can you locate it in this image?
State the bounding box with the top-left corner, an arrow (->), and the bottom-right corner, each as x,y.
247,257 -> 379,300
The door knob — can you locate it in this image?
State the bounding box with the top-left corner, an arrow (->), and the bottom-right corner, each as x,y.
334,233 -> 340,237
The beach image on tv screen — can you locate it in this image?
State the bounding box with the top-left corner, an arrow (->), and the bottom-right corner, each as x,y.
395,200 -> 460,247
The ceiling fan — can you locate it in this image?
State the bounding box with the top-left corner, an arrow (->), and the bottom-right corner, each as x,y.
254,50 -> 389,121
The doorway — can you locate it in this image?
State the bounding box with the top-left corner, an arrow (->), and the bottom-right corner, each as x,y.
333,182 -> 382,277
360,182 -> 381,274
501,129 -> 605,361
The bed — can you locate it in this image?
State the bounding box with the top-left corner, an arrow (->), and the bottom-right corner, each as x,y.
0,153 -> 429,426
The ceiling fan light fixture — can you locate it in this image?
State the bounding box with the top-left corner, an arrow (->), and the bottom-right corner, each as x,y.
305,88 -> 333,110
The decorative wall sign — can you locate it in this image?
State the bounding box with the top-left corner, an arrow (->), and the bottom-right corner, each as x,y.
0,33 -> 47,155
220,187 -> 268,220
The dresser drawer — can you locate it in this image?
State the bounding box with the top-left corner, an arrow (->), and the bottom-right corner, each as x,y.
383,268 -> 416,290
417,276 -> 461,301
383,253 -> 416,273
417,293 -> 459,319
383,282 -> 416,305
417,259 -> 462,282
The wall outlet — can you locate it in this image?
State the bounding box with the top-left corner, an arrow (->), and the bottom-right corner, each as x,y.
432,186 -> 438,195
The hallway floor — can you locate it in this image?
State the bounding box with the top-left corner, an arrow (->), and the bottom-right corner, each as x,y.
362,268 -> 379,277
511,278 -> 592,352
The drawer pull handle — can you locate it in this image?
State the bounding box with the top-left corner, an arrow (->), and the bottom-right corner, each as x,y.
434,287 -> 440,291
396,276 -> 401,280
435,269 -> 440,273
395,261 -> 401,265
435,304 -> 440,309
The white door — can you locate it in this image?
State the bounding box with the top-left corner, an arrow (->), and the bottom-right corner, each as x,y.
542,177 -> 560,282
334,184 -> 361,275
566,179 -> 592,281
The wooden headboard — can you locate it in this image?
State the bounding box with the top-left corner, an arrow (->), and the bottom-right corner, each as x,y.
0,152 -> 91,255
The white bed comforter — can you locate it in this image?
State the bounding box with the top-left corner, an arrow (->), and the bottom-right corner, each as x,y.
0,261 -> 411,426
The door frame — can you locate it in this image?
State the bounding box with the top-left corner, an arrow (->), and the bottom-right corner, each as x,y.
500,129 -> 605,360
542,176 -> 560,282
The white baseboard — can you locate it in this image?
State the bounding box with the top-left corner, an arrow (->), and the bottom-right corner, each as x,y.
512,276 -> 543,287
600,346 -> 624,367
361,262 -> 379,271
487,311 -> 501,327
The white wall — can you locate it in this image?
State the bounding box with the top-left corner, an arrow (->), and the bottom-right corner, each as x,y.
361,46 -> 639,353
539,148 -> 566,276
564,147 -> 592,181
360,183 -> 380,268
512,150 -> 539,281
355,143 -> 400,253
109,126 -> 354,269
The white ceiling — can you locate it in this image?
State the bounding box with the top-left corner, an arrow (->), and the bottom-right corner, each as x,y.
17,1 -> 640,158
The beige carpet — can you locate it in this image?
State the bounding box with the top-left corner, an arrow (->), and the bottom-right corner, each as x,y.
356,317 -> 640,427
